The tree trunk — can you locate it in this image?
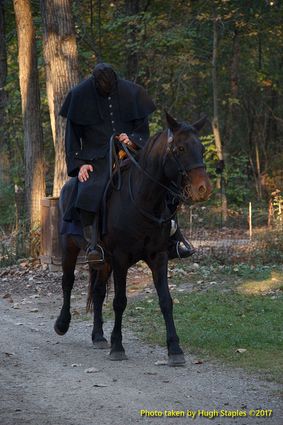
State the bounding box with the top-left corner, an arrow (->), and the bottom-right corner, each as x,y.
125,0 -> 140,81
212,11 -> 227,224
226,27 -> 240,153
0,0 -> 8,183
13,0 -> 46,231
40,0 -> 79,196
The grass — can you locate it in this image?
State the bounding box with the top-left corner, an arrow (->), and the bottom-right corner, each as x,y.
74,261 -> 283,382
125,289 -> 283,382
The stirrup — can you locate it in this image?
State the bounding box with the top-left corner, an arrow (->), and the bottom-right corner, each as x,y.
176,241 -> 196,259
86,243 -> 105,264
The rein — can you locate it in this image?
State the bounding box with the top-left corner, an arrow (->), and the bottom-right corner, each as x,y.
108,130 -> 203,224
118,130 -> 196,202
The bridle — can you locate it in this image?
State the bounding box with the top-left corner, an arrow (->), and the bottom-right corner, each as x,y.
109,129 -> 205,225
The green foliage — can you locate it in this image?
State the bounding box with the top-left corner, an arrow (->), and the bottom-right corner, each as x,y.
225,154 -> 253,206
201,134 -> 218,178
0,182 -> 16,227
270,190 -> 283,227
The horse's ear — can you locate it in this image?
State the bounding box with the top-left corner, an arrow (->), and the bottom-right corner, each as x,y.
165,110 -> 179,130
192,115 -> 208,132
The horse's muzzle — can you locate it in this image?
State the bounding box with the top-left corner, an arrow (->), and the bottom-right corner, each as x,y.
184,168 -> 212,202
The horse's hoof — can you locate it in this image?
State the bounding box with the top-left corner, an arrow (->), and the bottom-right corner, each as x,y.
54,319 -> 69,336
168,354 -> 186,367
108,351 -> 128,361
92,338 -> 109,349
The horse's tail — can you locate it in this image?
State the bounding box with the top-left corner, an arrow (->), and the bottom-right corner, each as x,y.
86,264 -> 112,313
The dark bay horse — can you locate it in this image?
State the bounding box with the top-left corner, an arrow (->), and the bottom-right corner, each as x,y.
54,113 -> 212,366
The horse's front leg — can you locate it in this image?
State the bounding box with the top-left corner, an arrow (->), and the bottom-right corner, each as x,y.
54,235 -> 80,335
90,264 -> 112,349
148,253 -> 185,366
109,260 -> 128,361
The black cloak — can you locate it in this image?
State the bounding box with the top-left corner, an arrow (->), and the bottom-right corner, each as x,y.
60,76 -> 156,125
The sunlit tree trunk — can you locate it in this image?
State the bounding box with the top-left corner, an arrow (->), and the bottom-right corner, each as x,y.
13,0 -> 46,232
40,0 -> 79,196
0,0 -> 8,183
212,11 -> 227,224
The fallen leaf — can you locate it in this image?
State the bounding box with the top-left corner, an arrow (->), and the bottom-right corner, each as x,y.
193,360 -> 203,365
144,288 -> 152,293
154,360 -> 167,366
84,367 -> 100,374
235,348 -> 247,353
5,352 -> 16,357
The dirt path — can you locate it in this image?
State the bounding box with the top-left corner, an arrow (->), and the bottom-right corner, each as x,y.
0,291 -> 282,425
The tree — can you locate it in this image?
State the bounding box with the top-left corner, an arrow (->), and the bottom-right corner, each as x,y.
0,0 -> 8,183
212,10 -> 227,223
13,0 -> 46,230
40,0 -> 79,197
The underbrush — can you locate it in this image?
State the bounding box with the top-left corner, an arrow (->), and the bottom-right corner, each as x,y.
0,223 -> 33,267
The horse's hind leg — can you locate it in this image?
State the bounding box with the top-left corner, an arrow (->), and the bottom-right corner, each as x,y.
90,263 -> 112,349
54,235 -> 80,335
109,259 -> 128,361
148,253 -> 185,366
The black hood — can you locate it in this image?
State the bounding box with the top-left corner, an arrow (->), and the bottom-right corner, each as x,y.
93,63 -> 117,97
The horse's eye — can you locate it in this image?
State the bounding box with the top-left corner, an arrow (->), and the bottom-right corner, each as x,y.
178,146 -> 185,152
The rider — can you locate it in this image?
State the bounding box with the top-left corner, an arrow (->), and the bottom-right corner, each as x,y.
60,63 -> 194,265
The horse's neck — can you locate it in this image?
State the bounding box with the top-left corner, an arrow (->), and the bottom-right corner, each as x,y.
130,162 -> 167,211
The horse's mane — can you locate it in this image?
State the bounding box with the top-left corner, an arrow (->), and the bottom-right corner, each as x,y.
138,130 -> 168,171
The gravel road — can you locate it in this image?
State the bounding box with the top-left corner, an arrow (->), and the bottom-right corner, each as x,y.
0,291 -> 282,425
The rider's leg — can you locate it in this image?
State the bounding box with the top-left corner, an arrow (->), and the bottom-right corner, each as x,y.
80,209 -> 104,264
167,196 -> 195,260
168,218 -> 195,260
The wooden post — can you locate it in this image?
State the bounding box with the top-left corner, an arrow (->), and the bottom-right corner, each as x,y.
248,202 -> 252,239
40,197 -> 62,270
268,199 -> 273,228
189,206 -> 193,239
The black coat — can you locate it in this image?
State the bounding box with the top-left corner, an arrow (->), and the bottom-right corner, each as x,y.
60,76 -> 156,218
60,76 -> 156,177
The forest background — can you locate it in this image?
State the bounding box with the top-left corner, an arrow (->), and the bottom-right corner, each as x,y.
0,0 -> 282,258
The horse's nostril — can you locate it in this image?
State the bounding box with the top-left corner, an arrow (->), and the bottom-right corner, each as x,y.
199,185 -> 206,194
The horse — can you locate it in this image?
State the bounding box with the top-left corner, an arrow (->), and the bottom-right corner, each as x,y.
54,112 -> 212,366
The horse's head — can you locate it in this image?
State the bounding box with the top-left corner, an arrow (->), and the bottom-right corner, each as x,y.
164,112 -> 212,203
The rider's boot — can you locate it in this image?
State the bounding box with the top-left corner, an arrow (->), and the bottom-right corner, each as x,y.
81,212 -> 105,266
168,220 -> 195,260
